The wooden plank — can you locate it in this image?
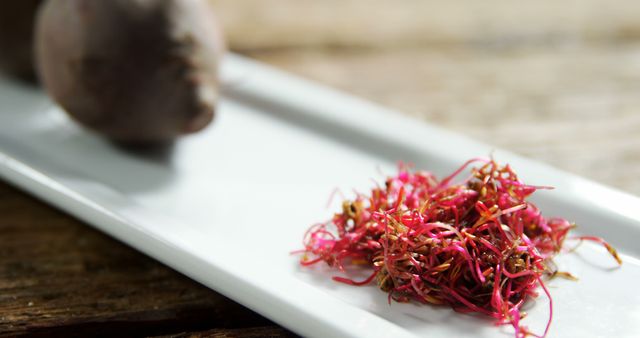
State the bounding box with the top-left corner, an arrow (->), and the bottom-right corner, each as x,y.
0,181 -> 275,337
209,0 -> 640,51
152,326 -> 294,338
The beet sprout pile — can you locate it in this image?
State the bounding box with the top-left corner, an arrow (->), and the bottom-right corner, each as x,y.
298,158 -> 621,337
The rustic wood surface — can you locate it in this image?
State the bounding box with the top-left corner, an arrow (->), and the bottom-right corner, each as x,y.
155,326 -> 291,338
2,0 -> 640,336
0,182 -> 287,337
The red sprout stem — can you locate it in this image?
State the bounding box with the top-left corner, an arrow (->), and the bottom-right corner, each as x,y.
537,276 -> 553,338
332,269 -> 379,286
568,236 -> 622,265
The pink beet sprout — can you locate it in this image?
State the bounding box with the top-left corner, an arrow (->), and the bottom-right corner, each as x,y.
298,158 -> 621,337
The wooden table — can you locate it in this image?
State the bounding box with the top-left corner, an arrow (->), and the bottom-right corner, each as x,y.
2,1 -> 640,336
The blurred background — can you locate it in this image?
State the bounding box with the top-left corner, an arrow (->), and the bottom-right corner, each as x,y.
210,0 -> 640,195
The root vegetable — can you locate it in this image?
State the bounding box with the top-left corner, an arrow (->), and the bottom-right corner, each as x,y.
35,0 -> 224,143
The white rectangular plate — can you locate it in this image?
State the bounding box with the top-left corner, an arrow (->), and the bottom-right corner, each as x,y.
1,55 -> 639,338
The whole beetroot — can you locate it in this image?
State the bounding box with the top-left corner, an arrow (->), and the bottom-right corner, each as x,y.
35,0 -> 224,143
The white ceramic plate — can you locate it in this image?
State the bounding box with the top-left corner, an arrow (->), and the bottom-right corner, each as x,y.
1,55 -> 639,338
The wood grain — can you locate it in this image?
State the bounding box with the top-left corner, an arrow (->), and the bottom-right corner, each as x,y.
0,181 -> 286,337
210,0 -> 640,51
153,326 -> 293,338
